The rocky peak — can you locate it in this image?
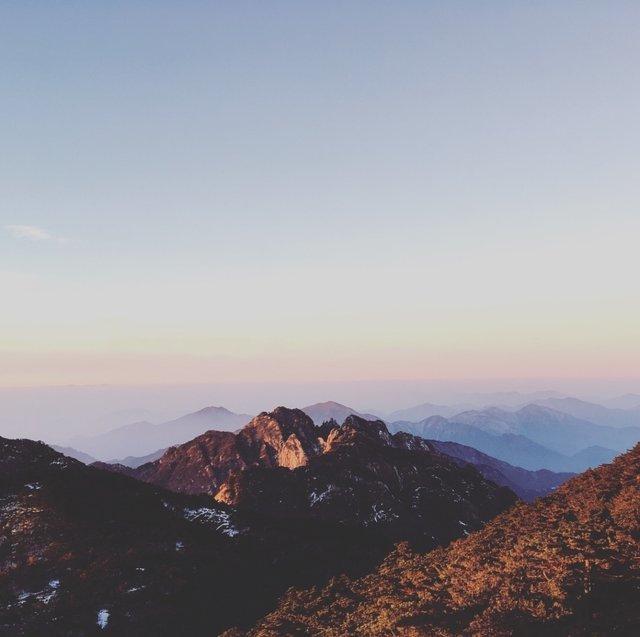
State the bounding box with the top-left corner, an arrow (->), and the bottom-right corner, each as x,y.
391,431 -> 436,452
238,407 -> 321,468
324,414 -> 391,451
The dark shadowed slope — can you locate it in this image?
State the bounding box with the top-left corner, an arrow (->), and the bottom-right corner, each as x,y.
0,437 -> 260,636
234,444 -> 640,637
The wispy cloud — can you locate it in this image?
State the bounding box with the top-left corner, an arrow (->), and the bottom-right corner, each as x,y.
5,225 -> 65,242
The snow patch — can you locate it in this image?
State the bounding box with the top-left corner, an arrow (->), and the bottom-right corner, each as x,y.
38,590 -> 56,604
183,507 -> 239,537
366,504 -> 399,525
309,485 -> 335,506
97,609 -> 110,629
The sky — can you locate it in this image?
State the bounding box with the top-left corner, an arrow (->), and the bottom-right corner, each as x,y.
1,1 -> 639,388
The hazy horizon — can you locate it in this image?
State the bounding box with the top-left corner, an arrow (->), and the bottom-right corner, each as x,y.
2,377 -> 640,442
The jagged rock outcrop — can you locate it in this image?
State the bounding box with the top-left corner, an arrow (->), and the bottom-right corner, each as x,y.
215,415 -> 516,549
125,408 -> 322,495
116,407 -> 569,509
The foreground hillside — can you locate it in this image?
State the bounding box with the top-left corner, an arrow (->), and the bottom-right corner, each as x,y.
234,444 -> 640,636
0,437 -> 260,635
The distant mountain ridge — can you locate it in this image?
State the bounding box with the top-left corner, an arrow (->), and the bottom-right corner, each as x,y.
389,403 -> 636,472
386,402 -> 466,423
452,403 -> 640,455
68,406 -> 252,459
533,396 -> 640,428
301,401 -> 380,425
602,393 -> 640,410
50,444 -> 96,464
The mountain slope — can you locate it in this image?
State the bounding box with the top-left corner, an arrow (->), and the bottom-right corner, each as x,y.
428,440 -> 572,501
215,415 -> 517,549
0,437 -> 259,636
235,444 -> 640,636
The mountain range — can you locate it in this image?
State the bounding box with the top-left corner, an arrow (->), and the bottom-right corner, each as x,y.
5,398 -> 638,634
390,403 -> 640,472
100,408 -> 570,506
1,412 -> 521,635
533,396 -> 640,428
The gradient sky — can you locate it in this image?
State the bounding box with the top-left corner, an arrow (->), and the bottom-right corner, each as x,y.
1,1 -> 639,386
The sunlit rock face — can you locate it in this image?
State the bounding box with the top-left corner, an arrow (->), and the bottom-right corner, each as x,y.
237,408 -> 321,469
125,408 -> 323,496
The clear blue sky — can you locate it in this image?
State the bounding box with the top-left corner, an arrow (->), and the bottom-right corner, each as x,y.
1,1 -> 639,386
